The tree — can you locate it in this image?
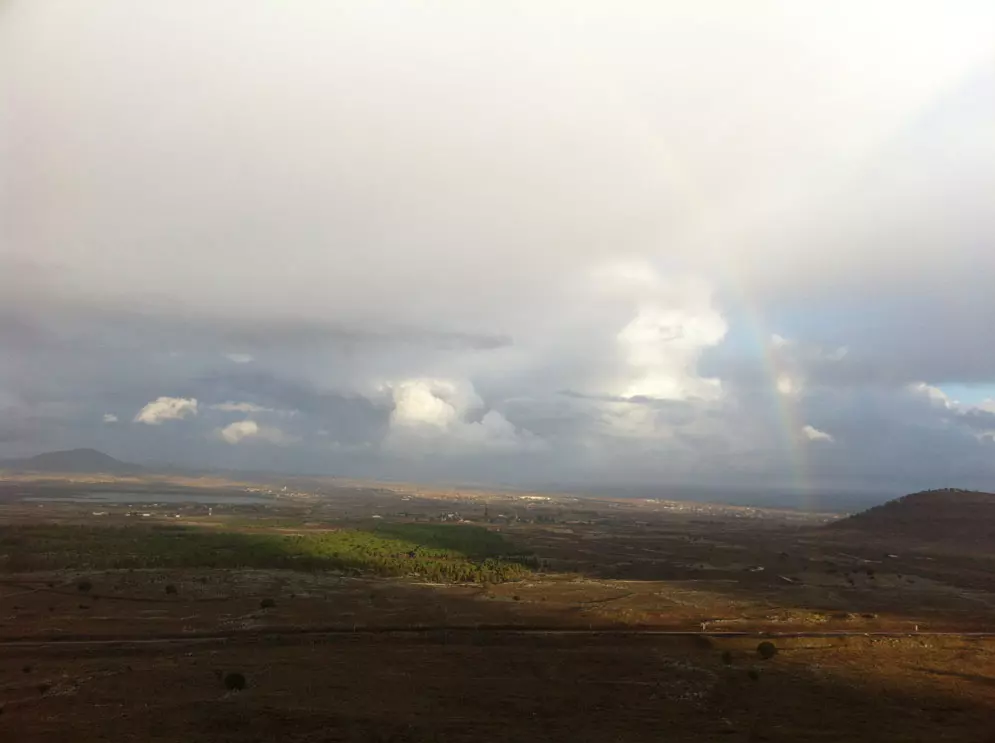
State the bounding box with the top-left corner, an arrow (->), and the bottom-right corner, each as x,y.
757,641 -> 778,660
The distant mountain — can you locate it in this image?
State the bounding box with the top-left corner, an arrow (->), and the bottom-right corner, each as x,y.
828,488 -> 995,546
0,448 -> 142,474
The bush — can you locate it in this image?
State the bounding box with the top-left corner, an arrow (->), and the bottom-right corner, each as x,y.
223,672 -> 247,691
259,598 -> 276,609
165,584 -> 178,595
721,650 -> 733,665
757,641 -> 778,660
77,579 -> 92,593
747,668 -> 760,681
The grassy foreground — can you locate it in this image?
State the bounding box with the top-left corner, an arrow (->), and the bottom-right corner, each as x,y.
0,523 -> 536,583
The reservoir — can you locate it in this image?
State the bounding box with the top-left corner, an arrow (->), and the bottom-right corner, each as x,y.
23,490 -> 276,505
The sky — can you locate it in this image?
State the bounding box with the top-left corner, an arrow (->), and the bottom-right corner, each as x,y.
2,1 -> 995,498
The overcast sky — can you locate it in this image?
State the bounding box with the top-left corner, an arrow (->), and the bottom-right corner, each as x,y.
2,1 -> 994,498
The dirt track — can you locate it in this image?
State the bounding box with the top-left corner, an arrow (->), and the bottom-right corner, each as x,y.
5,625 -> 995,649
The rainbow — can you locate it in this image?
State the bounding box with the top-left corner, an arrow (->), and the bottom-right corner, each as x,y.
722,278 -> 813,501
568,60 -> 815,500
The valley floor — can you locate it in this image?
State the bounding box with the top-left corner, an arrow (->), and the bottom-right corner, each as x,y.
2,478 -> 994,741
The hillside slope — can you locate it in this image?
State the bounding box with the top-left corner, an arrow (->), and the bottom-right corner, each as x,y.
0,448 -> 141,474
829,488 -> 995,546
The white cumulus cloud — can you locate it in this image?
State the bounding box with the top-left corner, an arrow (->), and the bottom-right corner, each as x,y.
133,397 -> 198,425
102,413 -> 118,423
219,420 -> 258,444
802,424 -> 834,443
610,269 -> 727,401
388,379 -> 479,430
385,378 -> 544,453
776,375 -> 802,397
908,382 -> 955,409
218,419 -> 294,445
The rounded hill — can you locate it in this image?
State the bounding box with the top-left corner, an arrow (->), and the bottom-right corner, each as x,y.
829,488 -> 995,546
0,448 -> 141,474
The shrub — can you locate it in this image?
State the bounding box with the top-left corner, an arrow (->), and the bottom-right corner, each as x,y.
721,650 -> 733,665
77,579 -> 92,593
224,672 -> 247,691
747,668 -> 760,681
693,635 -> 714,650
757,641 -> 778,660
165,584 -> 178,595
259,598 -> 276,609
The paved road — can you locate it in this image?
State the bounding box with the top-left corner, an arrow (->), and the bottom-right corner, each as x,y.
2,625 -> 994,649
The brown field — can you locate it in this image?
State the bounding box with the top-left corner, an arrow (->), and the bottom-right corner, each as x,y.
2,475 -> 994,741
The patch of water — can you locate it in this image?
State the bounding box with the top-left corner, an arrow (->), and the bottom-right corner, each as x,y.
23,490 -> 275,505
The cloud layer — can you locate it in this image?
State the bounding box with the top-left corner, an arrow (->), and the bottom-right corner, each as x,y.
2,1 -> 995,499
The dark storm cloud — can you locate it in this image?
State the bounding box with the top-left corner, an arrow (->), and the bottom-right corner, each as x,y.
211,321 -> 512,353
0,275 -> 512,356
956,409 -> 995,433
192,370 -> 391,445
